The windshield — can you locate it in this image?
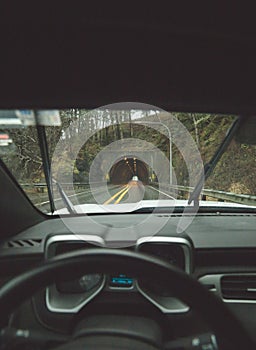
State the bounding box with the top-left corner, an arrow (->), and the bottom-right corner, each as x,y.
1,107 -> 255,214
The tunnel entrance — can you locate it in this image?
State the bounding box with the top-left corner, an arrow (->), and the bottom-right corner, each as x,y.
109,157 -> 150,185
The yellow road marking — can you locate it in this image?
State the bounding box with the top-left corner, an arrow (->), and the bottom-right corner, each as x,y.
103,185 -> 129,205
115,186 -> 130,204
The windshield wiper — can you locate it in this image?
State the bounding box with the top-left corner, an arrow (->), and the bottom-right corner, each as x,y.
35,110 -> 76,215
52,179 -> 77,214
188,116 -> 242,207
35,111 -> 56,214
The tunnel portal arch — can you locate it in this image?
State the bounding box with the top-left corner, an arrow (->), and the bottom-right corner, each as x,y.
109,156 -> 149,185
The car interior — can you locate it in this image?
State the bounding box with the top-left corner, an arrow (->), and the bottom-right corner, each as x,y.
1,3 -> 256,350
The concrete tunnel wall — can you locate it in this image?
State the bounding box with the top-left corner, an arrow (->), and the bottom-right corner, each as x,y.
109,157 -> 149,185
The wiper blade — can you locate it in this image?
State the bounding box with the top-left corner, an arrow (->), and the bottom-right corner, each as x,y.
188,116 -> 242,206
53,179 -> 77,214
35,110 -> 76,215
35,112 -> 55,214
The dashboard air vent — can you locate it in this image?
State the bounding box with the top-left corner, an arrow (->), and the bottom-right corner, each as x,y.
221,275 -> 256,300
5,239 -> 42,248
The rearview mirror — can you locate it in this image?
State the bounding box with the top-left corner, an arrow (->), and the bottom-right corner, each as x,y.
0,110 -> 61,128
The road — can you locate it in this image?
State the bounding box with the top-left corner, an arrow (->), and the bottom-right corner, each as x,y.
104,182 -> 175,204
35,181 -> 175,213
76,180 -> 175,206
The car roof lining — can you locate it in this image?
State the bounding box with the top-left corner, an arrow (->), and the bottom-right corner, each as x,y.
0,4 -> 256,114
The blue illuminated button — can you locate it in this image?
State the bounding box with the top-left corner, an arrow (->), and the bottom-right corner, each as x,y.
110,274 -> 133,288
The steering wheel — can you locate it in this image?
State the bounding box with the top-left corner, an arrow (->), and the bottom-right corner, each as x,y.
0,249 -> 254,349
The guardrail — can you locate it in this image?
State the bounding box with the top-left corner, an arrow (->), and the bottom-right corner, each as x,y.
20,182 -> 90,193
151,182 -> 256,206
202,188 -> 256,206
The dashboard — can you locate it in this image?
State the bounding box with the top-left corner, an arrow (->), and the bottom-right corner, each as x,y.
45,234 -> 192,314
2,212 -> 256,345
